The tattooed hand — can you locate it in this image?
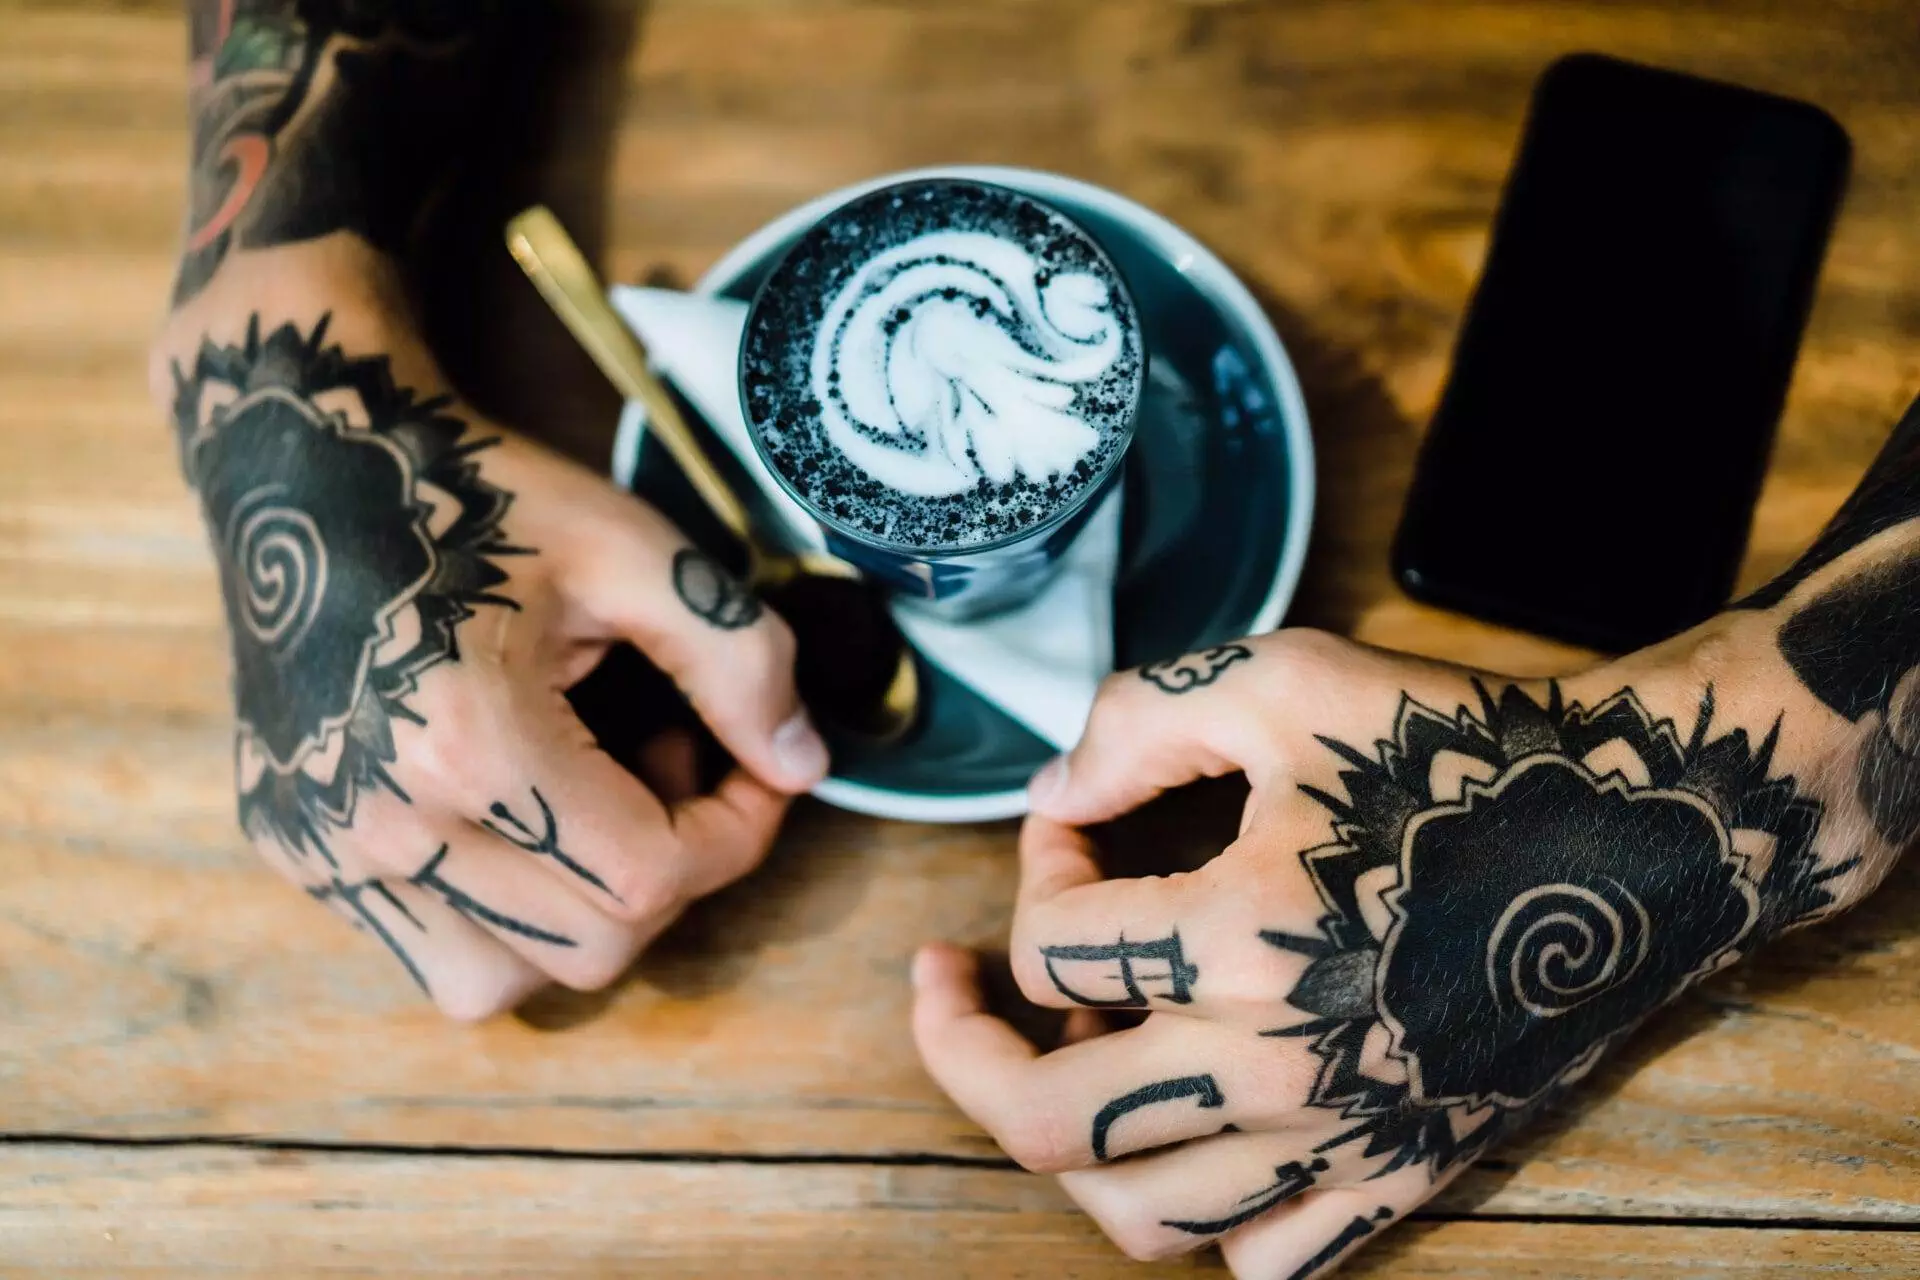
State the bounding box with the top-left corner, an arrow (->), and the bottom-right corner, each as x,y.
913,601 -> 1897,1273
157,3 -> 830,1019
161,305 -> 828,1019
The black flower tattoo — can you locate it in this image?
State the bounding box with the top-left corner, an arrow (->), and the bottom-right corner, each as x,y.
672,548 -> 763,630
172,315 -> 523,860
1267,682 -> 1852,1175
1140,643 -> 1252,694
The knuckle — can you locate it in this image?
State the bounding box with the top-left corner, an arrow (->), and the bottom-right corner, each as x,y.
1001,1107 -> 1081,1175
401,701 -> 500,810
600,865 -> 682,925
1111,1221 -> 1189,1263
1258,625 -> 1346,676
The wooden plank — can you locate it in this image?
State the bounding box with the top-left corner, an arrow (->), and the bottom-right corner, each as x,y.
1,732 -> 1916,1220
1,1144 -> 1916,1278
0,0 -> 1917,1257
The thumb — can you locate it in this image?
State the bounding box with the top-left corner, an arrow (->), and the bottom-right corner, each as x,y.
1029,645 -> 1273,825
566,505 -> 829,795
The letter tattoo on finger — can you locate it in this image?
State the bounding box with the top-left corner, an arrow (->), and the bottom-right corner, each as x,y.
1160,1157 -> 1330,1236
482,788 -> 619,903
1041,931 -> 1198,1007
1139,643 -> 1251,694
1284,1207 -> 1394,1280
306,874 -> 429,993
1090,1074 -> 1224,1162
410,844 -> 576,948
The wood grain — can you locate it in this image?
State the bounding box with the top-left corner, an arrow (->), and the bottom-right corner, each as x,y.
1,0 -> 1918,1273
2,1145 -> 1917,1278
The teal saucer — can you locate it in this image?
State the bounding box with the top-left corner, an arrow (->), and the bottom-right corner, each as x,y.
615,166 -> 1313,823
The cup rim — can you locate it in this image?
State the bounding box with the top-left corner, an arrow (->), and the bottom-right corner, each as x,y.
680,164 -> 1317,824
734,175 -> 1149,558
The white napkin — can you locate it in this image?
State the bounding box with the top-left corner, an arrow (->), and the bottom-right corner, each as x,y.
609,286 -> 1119,751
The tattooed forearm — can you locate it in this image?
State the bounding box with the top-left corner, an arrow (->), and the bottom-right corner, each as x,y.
1284,1208 -> 1394,1280
410,845 -> 576,948
1160,1157 -> 1328,1236
672,548 -> 763,630
1269,681 -> 1848,1176
482,788 -> 618,902
307,874 -> 428,992
1041,931 -> 1198,1007
172,314 -> 522,862
1140,643 -> 1251,694
1090,1075 -> 1224,1162
1738,395 -> 1920,849
176,1 -> 504,304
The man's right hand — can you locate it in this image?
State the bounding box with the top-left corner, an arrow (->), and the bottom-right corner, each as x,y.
157,295 -> 828,1020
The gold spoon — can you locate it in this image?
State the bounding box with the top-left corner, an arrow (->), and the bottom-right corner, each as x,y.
505,205 -> 919,743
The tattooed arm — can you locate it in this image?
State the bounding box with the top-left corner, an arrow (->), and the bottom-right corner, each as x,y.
156,3 -> 828,1019
910,396 -> 1920,1276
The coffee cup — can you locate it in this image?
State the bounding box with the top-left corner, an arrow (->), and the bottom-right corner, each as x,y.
738,177 -> 1146,620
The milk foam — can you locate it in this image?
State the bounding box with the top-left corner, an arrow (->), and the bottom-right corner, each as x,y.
742,179 -> 1143,551
810,231 -> 1124,498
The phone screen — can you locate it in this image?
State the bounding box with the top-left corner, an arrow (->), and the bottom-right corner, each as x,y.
1393,53 -> 1849,652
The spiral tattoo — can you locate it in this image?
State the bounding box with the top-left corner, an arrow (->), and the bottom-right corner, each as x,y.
1486,881 -> 1651,1019
227,486 -> 331,655
1266,682 -> 1853,1176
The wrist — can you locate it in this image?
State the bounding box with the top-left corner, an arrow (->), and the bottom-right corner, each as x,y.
1573,608 -> 1890,919
152,238 -> 419,412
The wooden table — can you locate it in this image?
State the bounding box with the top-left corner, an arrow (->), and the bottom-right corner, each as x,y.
2,1 -> 1916,1274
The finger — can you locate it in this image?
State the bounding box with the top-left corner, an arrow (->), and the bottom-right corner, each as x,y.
467,734 -> 788,934
298,863 -> 545,1021
667,766 -> 792,899
1008,818 -> 1320,1020
1061,1008 -> 1110,1046
397,828 -> 653,993
1220,1163 -> 1451,1280
1028,640 -> 1280,826
413,664 -> 790,924
912,947 -> 1303,1173
252,792 -> 548,1021
567,511 -> 829,794
1058,1128 -> 1389,1263
635,727 -> 701,801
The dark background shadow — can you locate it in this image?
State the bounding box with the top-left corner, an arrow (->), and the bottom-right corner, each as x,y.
412,0 -> 643,469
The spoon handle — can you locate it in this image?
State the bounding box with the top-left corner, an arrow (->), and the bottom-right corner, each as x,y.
505,206 -> 755,545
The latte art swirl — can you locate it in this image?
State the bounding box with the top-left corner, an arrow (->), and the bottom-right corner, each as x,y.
1485,881 -> 1651,1018
810,231 -> 1125,499
227,485 -> 327,656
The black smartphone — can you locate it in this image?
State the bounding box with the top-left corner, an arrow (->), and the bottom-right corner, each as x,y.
1393,53 -> 1849,652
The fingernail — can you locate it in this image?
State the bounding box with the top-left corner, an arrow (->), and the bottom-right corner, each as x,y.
772,711 -> 830,788
1027,755 -> 1069,810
